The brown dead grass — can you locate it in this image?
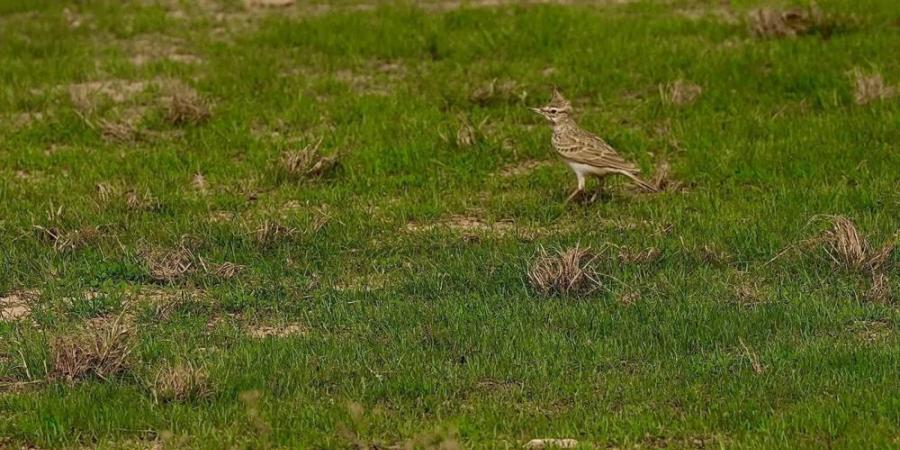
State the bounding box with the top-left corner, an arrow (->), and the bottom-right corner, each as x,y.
51,317 -> 133,383
524,438 -> 578,449
738,338 -> 765,374
528,245 -> 603,297
660,79 -> 702,106
650,159 -> 685,192
850,319 -> 892,343
125,189 -> 162,211
497,160 -> 553,177
865,273 -> 893,304
212,261 -> 245,279
1,289 -> 38,322
192,172 -> 208,193
747,5 -> 830,39
247,323 -> 306,339
617,247 -> 662,265
33,225 -> 100,253
165,87 -> 211,125
252,220 -> 297,246
817,216 -> 893,273
851,69 -> 896,105
469,78 -> 527,106
280,138 -> 339,181
126,33 -> 201,67
617,291 -> 641,305
151,361 -> 212,403
334,272 -> 394,293
245,0 -> 294,8
405,215 -> 520,240
142,246 -> 195,282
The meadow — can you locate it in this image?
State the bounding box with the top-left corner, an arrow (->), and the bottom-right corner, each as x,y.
1,0 -> 899,448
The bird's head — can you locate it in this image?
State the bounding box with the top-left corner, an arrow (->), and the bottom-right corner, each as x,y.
531,89 -> 572,124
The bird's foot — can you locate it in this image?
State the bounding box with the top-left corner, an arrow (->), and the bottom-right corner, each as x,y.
565,189 -> 584,203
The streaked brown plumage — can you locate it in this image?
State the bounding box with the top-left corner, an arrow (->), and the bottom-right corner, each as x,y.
532,90 -> 656,201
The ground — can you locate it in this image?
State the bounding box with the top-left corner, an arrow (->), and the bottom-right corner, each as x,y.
1,0 -> 899,448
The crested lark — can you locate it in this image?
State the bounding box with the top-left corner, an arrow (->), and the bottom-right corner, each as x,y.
532,90 -> 657,202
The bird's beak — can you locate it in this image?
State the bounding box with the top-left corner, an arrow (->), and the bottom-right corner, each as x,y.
530,107 -> 543,114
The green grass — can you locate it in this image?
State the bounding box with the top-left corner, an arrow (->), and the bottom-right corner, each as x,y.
1,0 -> 899,448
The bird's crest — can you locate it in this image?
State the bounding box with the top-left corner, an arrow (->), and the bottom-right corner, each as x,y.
548,89 -> 571,111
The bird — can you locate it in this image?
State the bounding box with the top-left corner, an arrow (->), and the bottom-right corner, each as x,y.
531,90 -> 657,202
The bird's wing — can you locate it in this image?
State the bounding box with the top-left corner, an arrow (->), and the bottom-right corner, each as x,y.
556,128 -> 640,173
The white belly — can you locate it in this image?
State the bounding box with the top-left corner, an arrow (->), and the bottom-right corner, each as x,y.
565,160 -> 614,177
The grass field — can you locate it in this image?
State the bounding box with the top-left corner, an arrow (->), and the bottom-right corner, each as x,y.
1,0 -> 899,448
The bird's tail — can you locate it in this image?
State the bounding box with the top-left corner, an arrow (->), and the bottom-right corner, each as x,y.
626,172 -> 658,193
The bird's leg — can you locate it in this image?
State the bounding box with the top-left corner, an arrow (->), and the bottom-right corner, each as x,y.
589,176 -> 606,203
566,172 -> 586,203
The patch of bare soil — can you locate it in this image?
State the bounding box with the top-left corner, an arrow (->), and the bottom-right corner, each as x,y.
0,290 -> 39,322
333,60 -> 406,96
675,3 -> 738,24
524,438 -> 578,449
244,0 -> 294,7
66,77 -> 205,141
747,5 -> 838,39
246,323 -> 306,339
850,319 -> 892,343
125,33 -> 201,66
406,215 -> 515,235
7,112 -> 50,130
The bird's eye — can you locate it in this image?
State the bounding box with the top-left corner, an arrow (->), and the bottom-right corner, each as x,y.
548,108 -> 558,114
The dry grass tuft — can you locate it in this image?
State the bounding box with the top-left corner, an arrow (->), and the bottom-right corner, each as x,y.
748,5 -> 830,39
738,338 -> 765,374
528,245 -> 603,297
650,159 -> 684,192
498,160 -> 553,177
280,138 -> 339,181
455,119 -> 477,148
524,438 -> 578,449
865,273 -> 893,304
151,361 -> 212,403
98,118 -> 139,142
192,172 -> 208,193
247,323 -> 306,339
617,247 -> 662,264
851,69 -> 896,105
818,215 -> 893,273
34,225 -> 100,253
253,220 -> 297,246
245,0 -> 295,8
142,246 -> 195,282
617,291 -> 641,305
215,262 -> 245,279
125,189 -> 161,211
165,88 -> 211,125
51,318 -> 133,383
469,78 -> 527,106
660,79 -> 702,106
